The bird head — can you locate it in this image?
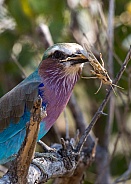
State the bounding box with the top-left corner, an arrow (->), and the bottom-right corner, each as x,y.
39,43 -> 88,81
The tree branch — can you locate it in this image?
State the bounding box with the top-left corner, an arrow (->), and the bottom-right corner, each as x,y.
76,46 -> 131,153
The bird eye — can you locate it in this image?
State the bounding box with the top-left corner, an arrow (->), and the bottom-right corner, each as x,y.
53,50 -> 64,59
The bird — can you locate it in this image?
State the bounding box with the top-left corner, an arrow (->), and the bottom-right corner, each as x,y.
0,43 -> 88,164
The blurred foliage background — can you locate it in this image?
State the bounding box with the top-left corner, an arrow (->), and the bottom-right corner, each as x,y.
0,0 -> 131,183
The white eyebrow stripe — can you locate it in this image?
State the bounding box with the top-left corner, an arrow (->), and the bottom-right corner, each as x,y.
46,43 -> 86,57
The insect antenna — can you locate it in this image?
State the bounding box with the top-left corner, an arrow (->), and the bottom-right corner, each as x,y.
112,83 -> 124,89
81,76 -> 98,79
81,76 -> 104,94
95,80 -> 103,94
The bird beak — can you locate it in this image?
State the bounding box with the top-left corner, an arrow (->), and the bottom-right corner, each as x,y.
60,53 -> 89,65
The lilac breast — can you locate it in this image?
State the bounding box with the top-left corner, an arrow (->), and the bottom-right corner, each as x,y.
41,73 -> 79,131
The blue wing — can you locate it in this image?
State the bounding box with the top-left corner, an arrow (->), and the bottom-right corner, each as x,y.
0,69 -> 47,164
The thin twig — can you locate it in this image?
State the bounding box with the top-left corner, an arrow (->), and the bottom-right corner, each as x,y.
11,53 -> 27,78
109,132 -> 121,162
36,23 -> 54,48
76,46 -> 131,153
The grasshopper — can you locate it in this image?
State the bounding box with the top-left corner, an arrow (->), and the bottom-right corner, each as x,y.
82,44 -> 123,95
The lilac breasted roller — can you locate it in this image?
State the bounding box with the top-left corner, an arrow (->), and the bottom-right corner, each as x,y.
0,43 -> 88,164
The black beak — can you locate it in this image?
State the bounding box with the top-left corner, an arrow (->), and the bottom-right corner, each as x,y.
60,54 -> 89,65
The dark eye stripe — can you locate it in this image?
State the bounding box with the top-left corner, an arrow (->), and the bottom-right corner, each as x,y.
49,50 -> 66,60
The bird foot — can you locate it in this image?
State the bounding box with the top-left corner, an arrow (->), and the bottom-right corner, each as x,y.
37,140 -> 56,152
34,152 -> 58,161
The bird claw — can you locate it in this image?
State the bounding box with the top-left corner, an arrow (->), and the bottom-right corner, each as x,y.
34,152 -> 58,161
37,140 -> 56,153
